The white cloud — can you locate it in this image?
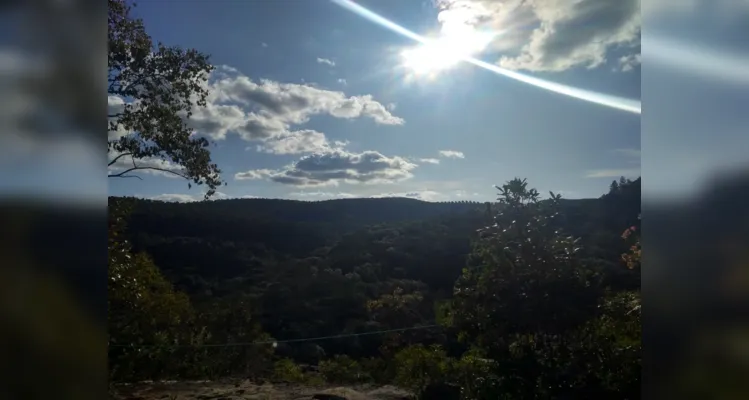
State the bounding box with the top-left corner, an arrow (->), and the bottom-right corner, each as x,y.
618,54 -> 641,72
337,78 -> 348,85
436,0 -> 640,72
317,57 -> 336,67
185,102 -> 247,140
253,130 -> 333,155
148,191 -> 228,202
107,95 -> 131,140
212,74 -> 404,126
235,169 -> 276,181
438,150 -> 465,159
290,191 -> 357,199
116,65 -> 404,155
108,151 -> 187,179
235,149 -> 417,187
586,168 -> 641,178
419,158 -> 441,164
186,68 -> 404,153
149,193 -> 197,202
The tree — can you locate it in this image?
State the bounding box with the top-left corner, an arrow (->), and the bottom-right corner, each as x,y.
392,345 -> 451,395
450,178 -> 605,398
108,0 -> 222,198
108,198 -> 196,381
609,180 -> 619,194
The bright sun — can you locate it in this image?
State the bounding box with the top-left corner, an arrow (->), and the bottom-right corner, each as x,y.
400,29 -> 493,78
401,41 -> 464,75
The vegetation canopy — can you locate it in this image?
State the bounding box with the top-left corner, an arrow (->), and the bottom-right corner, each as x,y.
108,0 -> 222,198
108,177 -> 641,399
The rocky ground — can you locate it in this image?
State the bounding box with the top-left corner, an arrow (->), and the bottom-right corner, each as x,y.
111,380 -> 414,400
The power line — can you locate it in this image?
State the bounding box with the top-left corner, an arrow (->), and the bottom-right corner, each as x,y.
109,323 -> 441,349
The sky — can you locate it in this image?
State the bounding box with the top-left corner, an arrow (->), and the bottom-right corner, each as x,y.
109,0 -> 644,202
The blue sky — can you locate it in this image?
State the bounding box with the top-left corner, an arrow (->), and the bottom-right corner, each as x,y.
108,0 -> 642,202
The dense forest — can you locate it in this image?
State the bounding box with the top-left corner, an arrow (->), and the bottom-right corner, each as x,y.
108,177 -> 641,399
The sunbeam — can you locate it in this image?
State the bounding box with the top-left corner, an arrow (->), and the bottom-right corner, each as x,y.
331,0 -> 641,115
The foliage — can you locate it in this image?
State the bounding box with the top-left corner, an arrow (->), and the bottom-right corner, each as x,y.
447,178 -> 639,399
319,355 -> 371,384
272,358 -> 307,383
449,349 -> 501,400
107,177 -> 641,397
392,345 -> 451,394
360,357 -> 396,384
367,287 -> 436,354
621,219 -> 641,270
108,199 -> 196,381
452,178 -> 602,345
108,0 -> 222,198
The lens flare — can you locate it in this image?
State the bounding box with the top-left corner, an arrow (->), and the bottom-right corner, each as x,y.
330,0 -> 641,115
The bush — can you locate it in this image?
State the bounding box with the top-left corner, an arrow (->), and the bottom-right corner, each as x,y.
360,357 -> 396,384
393,345 -> 450,394
450,349 -> 501,400
319,355 -> 371,384
272,358 -> 306,383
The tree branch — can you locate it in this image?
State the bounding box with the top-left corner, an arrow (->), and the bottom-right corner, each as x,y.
108,166 -> 190,180
110,174 -> 143,180
108,152 -> 133,167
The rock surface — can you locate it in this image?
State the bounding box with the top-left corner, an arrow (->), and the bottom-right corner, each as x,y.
111,381 -> 413,400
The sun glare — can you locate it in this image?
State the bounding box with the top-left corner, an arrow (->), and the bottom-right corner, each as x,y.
400,29 -> 493,78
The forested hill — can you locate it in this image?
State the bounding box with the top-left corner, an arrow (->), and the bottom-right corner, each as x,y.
113,177 -> 639,261
109,178 -> 641,397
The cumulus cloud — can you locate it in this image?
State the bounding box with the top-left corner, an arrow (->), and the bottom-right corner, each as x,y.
185,102 -> 247,140
317,57 -> 336,67
234,149 -> 417,187
235,169 -> 276,181
253,130 -> 334,155
419,158 -> 441,164
290,191 -> 357,199
107,95 -> 131,140
212,75 -> 404,126
180,69 -> 403,153
149,191 -> 229,202
438,150 -> 465,159
149,193 -> 199,202
111,65 -> 404,155
618,54 -> 641,72
435,0 -> 640,72
108,151 -> 187,179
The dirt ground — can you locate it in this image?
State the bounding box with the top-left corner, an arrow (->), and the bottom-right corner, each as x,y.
111,380 -> 414,400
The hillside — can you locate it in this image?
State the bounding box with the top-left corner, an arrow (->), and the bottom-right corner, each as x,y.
108,178 -> 641,399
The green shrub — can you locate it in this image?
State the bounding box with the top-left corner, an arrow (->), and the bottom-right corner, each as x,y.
360,357 -> 395,384
450,349 -> 501,400
272,358 -> 306,383
319,355 -> 370,384
393,345 -> 450,394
